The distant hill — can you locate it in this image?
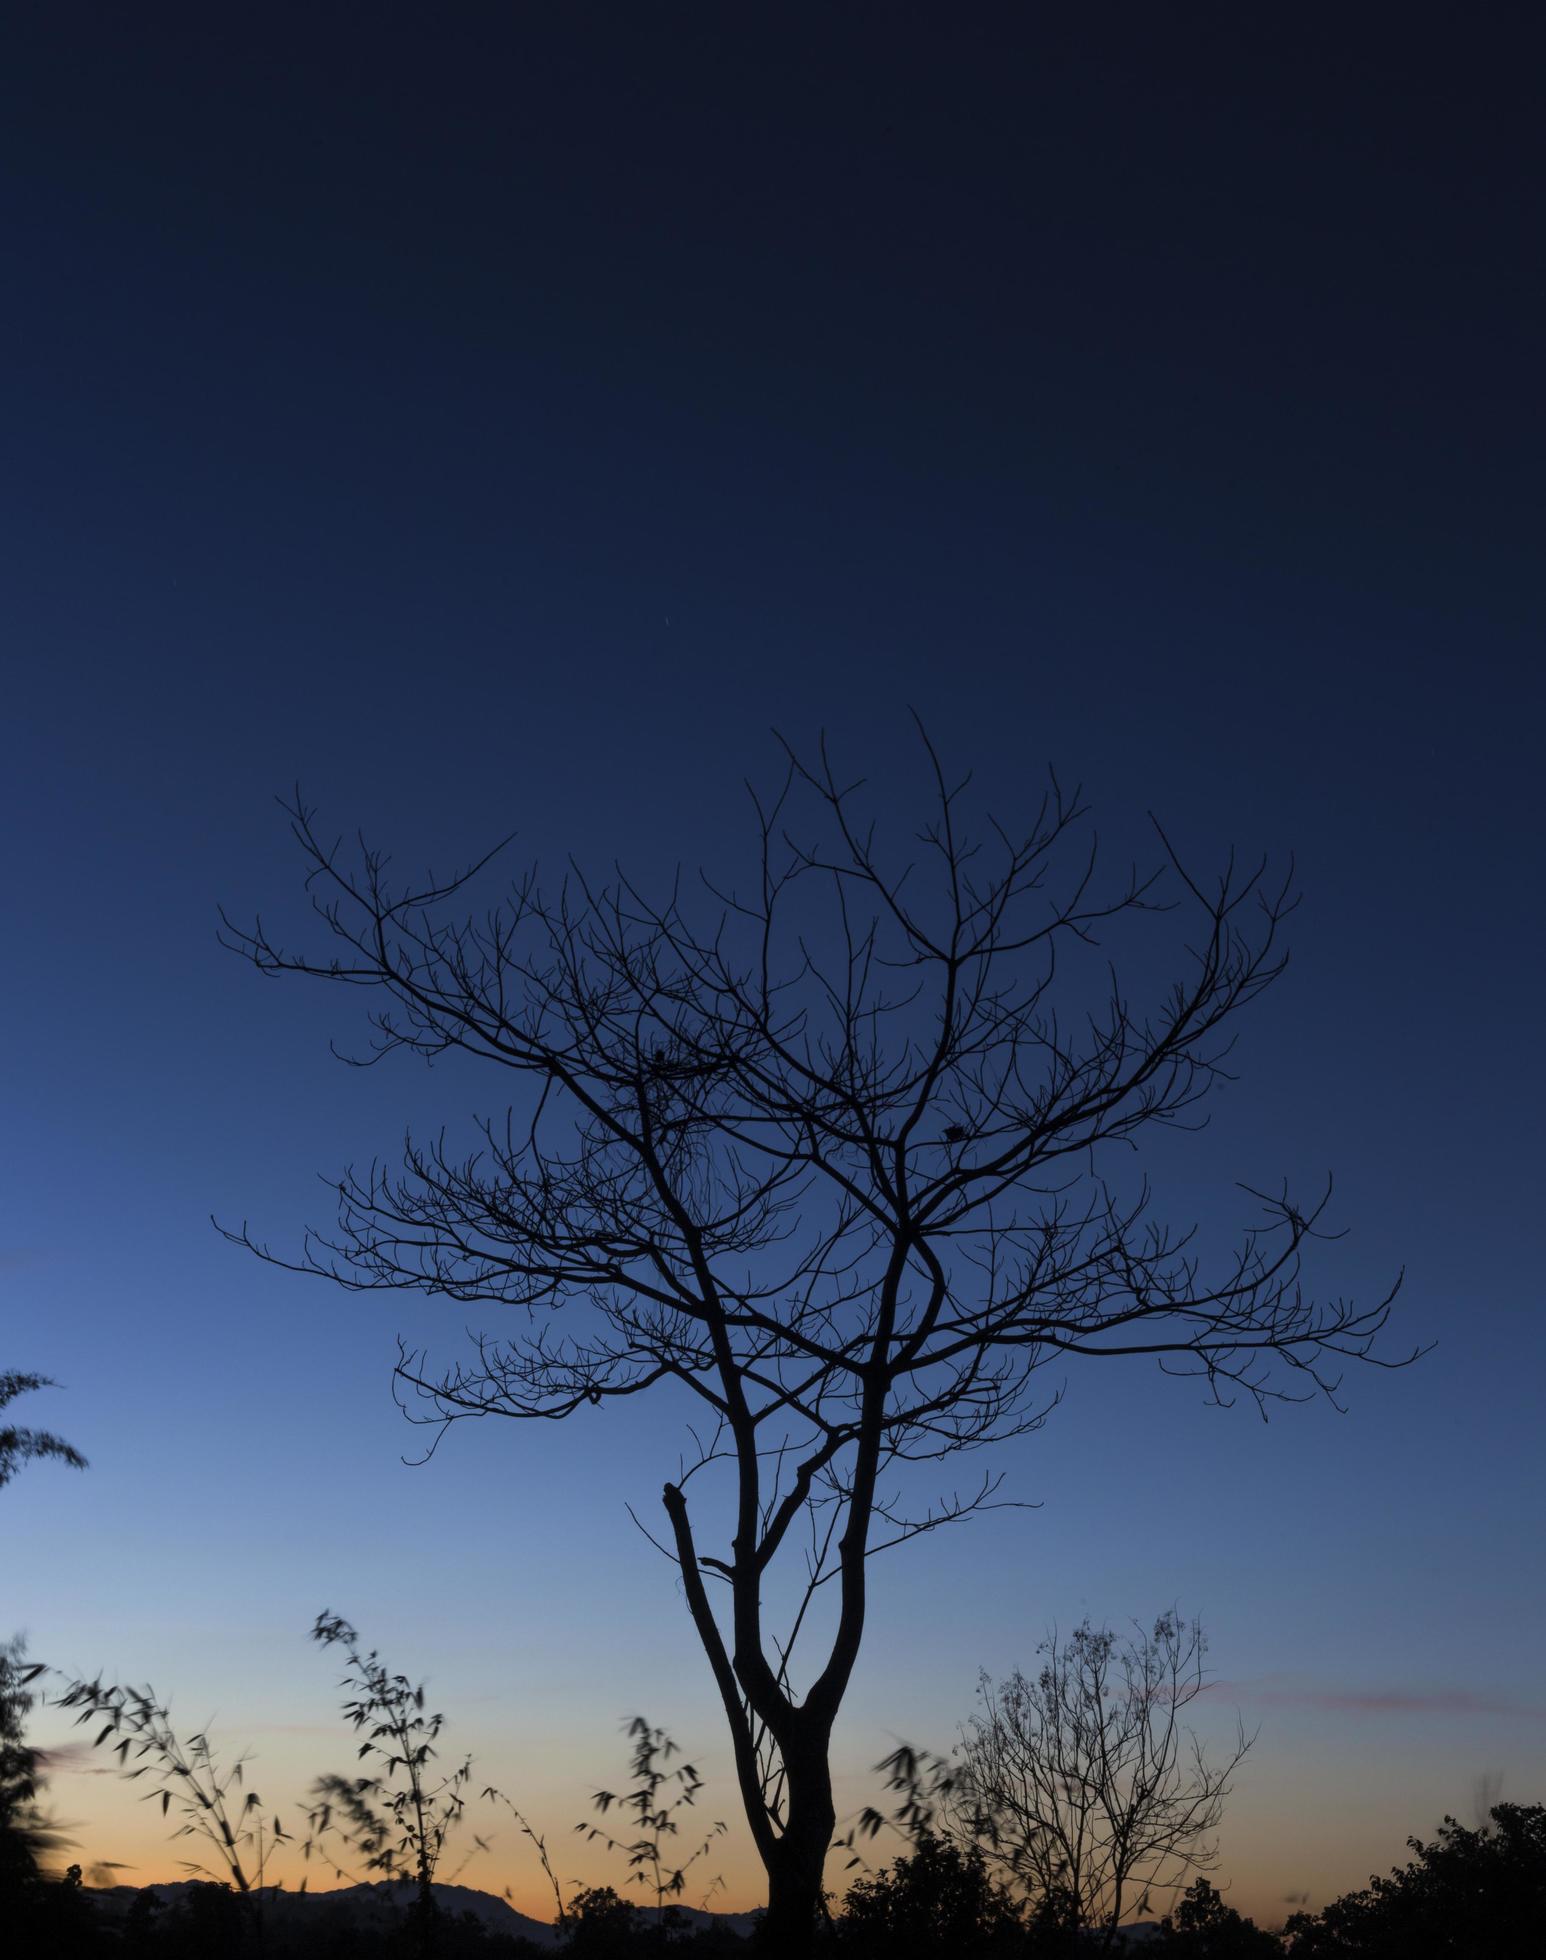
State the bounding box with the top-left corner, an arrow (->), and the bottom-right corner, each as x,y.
87,1879 -> 558,1945
84,1878 -> 761,1944
634,1901 -> 764,1940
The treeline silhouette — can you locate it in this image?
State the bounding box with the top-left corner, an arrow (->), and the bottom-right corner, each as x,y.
5,1809 -> 1545,1957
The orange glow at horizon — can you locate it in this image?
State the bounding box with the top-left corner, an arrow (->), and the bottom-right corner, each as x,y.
47,1762 -> 1420,1935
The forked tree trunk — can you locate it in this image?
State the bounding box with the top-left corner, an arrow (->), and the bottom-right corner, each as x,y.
662,1473 -> 862,1954
758,1730 -> 836,1953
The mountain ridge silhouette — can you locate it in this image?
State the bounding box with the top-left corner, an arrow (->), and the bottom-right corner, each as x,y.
81,1877 -> 763,1944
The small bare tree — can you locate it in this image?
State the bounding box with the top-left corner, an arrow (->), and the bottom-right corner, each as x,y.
221,731 -> 1410,1944
959,1613 -> 1250,1945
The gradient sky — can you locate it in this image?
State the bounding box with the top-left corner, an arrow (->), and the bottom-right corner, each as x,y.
4,5 -> 1543,1931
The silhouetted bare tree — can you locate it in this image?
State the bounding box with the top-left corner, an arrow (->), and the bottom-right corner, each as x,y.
221,731 -> 1409,1945
958,1613 -> 1252,1946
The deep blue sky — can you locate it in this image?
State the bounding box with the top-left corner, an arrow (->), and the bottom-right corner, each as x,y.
5,4 -> 1543,1923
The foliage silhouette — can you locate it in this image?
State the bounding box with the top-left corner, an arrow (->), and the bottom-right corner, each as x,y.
1281,1803 -> 1546,1957
1,1636 -> 66,1893
563,1884 -> 642,1955
0,1370 -> 86,1491
222,734 -> 1413,1941
1157,1876 -> 1279,1954
836,1829 -> 1024,1957
834,1739 -> 959,1876
307,1610 -> 476,1956
575,1717 -> 727,1922
57,1672 -> 288,1897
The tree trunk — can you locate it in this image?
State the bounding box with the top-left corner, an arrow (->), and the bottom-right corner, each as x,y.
660,1480 -> 843,1950
757,1736 -> 835,1955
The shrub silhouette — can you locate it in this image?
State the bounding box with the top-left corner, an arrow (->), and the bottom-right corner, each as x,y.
1158,1876 -> 1280,1954
1282,1803 -> 1546,1957
837,1829 -> 1024,1957
563,1884 -> 642,1955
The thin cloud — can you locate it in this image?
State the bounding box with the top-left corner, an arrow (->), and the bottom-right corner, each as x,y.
1210,1678 -> 1545,1720
45,1742 -> 119,1775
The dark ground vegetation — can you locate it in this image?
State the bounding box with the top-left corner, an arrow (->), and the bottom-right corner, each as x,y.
3,1808 -> 1544,1959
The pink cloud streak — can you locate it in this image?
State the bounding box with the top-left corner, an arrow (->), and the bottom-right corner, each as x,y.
1209,1679 -> 1546,1720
